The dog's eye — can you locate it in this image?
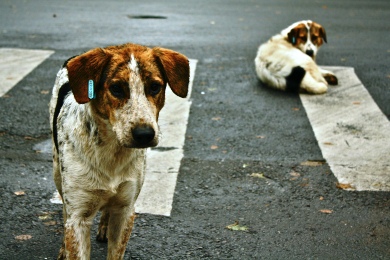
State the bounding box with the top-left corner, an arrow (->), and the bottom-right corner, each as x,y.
109,84 -> 125,98
149,83 -> 162,96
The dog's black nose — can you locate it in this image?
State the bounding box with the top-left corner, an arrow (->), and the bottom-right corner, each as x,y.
132,126 -> 155,145
306,50 -> 314,57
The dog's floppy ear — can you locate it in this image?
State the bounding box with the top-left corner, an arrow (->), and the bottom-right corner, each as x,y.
287,23 -> 307,46
287,25 -> 303,46
319,26 -> 327,43
153,47 -> 190,98
312,22 -> 327,43
66,48 -> 111,104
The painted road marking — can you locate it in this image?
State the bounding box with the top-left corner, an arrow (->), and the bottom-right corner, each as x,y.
0,48 -> 54,96
36,59 -> 198,216
300,66 -> 390,191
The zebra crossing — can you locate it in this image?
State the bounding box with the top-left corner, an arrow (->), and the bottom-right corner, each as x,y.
1,48 -> 389,218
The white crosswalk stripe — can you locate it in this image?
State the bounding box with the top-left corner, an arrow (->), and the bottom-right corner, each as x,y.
0,48 -> 54,96
300,66 -> 390,191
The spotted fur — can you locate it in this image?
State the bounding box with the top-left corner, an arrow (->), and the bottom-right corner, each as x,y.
254,20 -> 338,94
49,43 -> 190,259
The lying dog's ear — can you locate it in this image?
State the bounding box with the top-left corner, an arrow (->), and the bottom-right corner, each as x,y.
66,48 -> 111,104
287,26 -> 301,46
319,26 -> 327,43
311,22 -> 327,43
287,23 -> 308,46
153,47 -> 190,98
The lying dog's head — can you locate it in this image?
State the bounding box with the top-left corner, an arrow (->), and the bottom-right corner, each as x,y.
282,20 -> 327,59
65,43 -> 189,148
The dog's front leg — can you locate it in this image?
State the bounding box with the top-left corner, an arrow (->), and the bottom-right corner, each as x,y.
61,190 -> 100,260
63,216 -> 93,260
106,207 -> 136,260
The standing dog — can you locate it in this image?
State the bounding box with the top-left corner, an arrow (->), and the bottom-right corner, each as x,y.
254,20 -> 338,94
49,43 -> 189,259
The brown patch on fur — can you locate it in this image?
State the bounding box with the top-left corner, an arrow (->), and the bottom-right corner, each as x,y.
310,22 -> 327,46
153,47 -> 190,98
324,73 -> 338,85
64,226 -> 79,259
287,23 -> 308,46
67,48 -> 111,104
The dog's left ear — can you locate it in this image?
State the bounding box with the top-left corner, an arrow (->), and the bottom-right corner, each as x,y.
66,48 -> 111,104
319,26 -> 327,43
153,47 -> 190,98
312,22 -> 327,43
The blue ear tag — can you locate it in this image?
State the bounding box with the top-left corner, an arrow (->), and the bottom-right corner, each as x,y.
88,80 -> 96,99
292,37 -> 296,44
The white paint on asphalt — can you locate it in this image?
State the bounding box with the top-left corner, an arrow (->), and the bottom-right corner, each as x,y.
0,48 -> 54,96
300,66 -> 390,191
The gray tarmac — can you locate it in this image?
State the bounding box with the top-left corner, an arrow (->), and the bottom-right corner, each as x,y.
0,0 -> 389,259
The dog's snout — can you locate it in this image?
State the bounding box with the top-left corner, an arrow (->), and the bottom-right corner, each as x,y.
306,49 -> 314,57
132,126 -> 155,145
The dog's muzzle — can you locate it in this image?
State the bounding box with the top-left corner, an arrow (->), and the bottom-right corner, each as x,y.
306,49 -> 314,58
131,126 -> 156,147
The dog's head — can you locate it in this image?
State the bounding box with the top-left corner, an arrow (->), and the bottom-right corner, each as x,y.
65,44 -> 189,148
282,20 -> 327,59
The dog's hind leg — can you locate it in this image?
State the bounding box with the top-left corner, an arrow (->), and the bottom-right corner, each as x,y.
300,72 -> 328,94
96,210 -> 109,242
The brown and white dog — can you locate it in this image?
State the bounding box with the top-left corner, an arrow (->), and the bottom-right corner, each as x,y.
49,43 -> 189,259
254,20 -> 338,94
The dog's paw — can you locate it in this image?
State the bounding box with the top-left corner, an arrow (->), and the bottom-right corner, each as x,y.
323,73 -> 338,85
96,228 -> 108,243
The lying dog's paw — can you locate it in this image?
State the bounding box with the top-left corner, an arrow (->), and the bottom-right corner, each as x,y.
324,74 -> 338,85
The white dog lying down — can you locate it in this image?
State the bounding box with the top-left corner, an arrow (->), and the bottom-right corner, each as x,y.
254,20 -> 338,94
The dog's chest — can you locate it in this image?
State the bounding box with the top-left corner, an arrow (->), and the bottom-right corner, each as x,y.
57,98 -> 146,192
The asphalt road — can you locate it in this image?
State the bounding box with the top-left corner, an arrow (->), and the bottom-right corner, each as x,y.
0,0 -> 389,259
